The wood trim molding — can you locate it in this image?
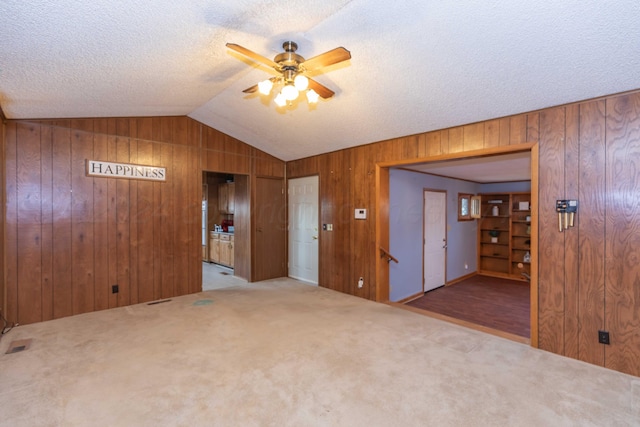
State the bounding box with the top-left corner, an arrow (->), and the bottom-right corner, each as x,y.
378,142 -> 537,169
446,271 -> 477,286
375,164 -> 390,302
529,143 -> 540,348
395,291 -> 424,304
389,302 -> 530,344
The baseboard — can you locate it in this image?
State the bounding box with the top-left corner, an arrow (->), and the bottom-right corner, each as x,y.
445,271 -> 477,286
395,291 -> 424,304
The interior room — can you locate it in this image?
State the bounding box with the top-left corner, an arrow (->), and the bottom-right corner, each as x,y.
1,1 -> 640,425
388,152 -> 534,341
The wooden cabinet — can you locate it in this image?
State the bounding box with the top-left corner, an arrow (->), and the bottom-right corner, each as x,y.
219,234 -> 234,268
477,192 -> 531,280
210,232 -> 234,268
218,183 -> 235,214
209,232 -> 220,263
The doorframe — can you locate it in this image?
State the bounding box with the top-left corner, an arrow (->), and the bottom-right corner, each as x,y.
422,189 -> 447,293
375,143 -> 539,348
286,175 -> 320,284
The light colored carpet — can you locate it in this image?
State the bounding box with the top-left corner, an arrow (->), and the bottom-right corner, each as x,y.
0,278 -> 638,426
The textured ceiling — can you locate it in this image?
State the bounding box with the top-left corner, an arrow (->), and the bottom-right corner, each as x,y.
1,0 -> 640,162
402,151 -> 531,183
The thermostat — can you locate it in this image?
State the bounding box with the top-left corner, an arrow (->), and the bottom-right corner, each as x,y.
354,208 -> 367,219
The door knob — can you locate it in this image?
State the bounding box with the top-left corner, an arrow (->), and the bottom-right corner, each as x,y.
312,235 -> 318,240
442,244 -> 447,249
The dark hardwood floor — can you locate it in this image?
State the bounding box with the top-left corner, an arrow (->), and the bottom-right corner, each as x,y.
406,275 -> 530,338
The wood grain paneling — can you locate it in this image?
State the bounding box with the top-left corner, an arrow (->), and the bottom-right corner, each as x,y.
509,115 -> 527,145
463,123 -> 484,151
537,107 -> 567,355
320,150 -> 352,292
448,127 -> 464,153
287,92 -> 640,378
578,99 -> 606,366
4,91 -> 640,378
5,122 -> 18,322
350,145 -> 373,298
93,131 -> 110,312
484,119 -> 501,148
52,123 -> 73,319
40,124 -> 54,321
233,175 -> 251,280
16,123 -> 42,324
605,93 -> 640,376
4,115 -> 285,324
71,125 -> 95,314
563,104 -> 580,359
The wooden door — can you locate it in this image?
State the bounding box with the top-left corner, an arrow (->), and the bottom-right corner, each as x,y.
253,177 -> 286,281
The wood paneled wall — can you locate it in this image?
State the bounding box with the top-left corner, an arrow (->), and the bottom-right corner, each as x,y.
287,113 -> 540,301
3,116 -> 284,325
287,91 -> 640,377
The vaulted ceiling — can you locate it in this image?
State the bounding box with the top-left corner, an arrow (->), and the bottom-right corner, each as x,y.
1,1 -> 639,162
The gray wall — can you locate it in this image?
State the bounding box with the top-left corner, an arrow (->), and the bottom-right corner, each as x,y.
389,169 -> 479,301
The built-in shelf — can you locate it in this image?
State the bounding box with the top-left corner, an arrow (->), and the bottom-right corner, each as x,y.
477,192 -> 532,281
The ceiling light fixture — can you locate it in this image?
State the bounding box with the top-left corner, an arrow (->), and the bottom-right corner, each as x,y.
257,79 -> 273,96
294,74 -> 309,91
306,89 -> 319,104
281,83 -> 299,101
226,41 -> 351,109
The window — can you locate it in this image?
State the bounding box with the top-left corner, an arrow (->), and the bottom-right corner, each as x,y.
458,193 -> 473,221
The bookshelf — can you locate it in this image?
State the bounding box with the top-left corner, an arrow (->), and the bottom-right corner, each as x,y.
477,192 -> 531,280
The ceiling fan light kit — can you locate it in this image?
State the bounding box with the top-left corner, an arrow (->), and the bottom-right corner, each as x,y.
227,41 -> 351,109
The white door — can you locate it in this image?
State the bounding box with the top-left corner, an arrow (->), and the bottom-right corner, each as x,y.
288,176 -> 319,284
423,190 -> 446,292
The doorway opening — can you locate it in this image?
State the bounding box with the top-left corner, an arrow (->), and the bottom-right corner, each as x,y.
202,171 -> 249,289
378,144 -> 539,346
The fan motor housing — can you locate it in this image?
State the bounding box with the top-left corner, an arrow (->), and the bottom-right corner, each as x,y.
274,41 -> 305,71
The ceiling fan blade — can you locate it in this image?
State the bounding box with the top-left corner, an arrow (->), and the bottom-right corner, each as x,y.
242,84 -> 259,94
308,78 -> 335,99
303,47 -> 351,72
226,43 -> 277,69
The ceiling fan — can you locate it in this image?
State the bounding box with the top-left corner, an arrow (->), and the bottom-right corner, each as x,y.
226,41 -> 351,107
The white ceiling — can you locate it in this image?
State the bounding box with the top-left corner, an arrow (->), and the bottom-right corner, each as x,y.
1,1 -> 639,162
401,151 -> 531,183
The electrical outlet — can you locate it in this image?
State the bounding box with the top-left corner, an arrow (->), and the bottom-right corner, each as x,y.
598,330 -> 610,345
112,285 -> 119,294
357,277 -> 364,288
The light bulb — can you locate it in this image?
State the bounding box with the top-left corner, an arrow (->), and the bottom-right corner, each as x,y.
294,74 -> 309,91
274,93 -> 287,107
281,84 -> 299,101
258,79 -> 273,95
306,89 -> 319,104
